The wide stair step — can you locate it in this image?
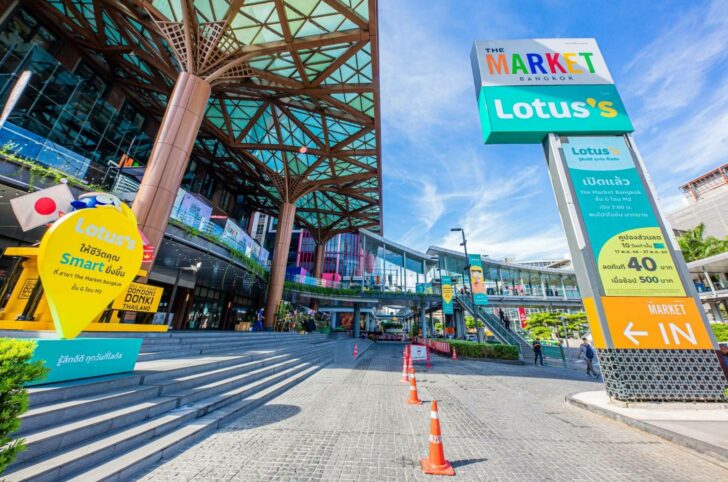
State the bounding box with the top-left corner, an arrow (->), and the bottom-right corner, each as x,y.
4,335 -> 334,481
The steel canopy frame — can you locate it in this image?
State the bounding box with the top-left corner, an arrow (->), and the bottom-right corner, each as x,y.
33,0 -> 382,236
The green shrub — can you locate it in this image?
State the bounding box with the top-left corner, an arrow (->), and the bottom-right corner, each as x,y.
712,323 -> 728,342
1,339 -> 48,473
446,339 -> 519,360
380,322 -> 402,330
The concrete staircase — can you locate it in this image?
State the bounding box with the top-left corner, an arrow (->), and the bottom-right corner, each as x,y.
4,332 -> 334,481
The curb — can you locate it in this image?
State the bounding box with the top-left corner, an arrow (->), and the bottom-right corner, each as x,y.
565,393 -> 728,463
455,356 -> 525,365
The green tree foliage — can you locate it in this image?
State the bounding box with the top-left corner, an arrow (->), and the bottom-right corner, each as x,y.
712,323 -> 728,342
525,311 -> 589,340
1,339 -> 48,473
464,315 -> 483,331
678,223 -> 728,262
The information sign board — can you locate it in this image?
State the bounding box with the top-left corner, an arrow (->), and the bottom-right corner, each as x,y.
113,282 -> 163,313
561,136 -> 684,297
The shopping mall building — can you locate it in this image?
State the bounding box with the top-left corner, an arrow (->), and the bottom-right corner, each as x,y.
0,1 -> 582,334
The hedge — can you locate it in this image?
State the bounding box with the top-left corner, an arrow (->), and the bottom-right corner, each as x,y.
444,339 -> 519,360
712,323 -> 728,342
1,339 -> 48,473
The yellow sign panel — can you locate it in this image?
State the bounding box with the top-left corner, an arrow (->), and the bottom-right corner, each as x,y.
582,297 -> 606,349
113,282 -> 163,312
37,204 -> 143,339
601,296 -> 714,349
441,284 -> 453,304
598,227 -> 685,297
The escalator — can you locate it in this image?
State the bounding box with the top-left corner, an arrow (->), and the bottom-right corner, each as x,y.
455,295 -> 535,362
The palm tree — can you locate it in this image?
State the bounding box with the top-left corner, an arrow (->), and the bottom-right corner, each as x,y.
677,223 -> 728,262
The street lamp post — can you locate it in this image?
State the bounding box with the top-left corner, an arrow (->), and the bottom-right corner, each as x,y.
164,261 -> 202,327
451,227 -> 483,342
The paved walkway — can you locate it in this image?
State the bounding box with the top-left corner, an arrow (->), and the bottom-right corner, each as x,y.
137,343 -> 728,481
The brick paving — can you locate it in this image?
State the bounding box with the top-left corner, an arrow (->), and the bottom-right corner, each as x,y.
138,342 -> 728,481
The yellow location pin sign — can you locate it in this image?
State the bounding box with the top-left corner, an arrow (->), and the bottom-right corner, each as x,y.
37,203 -> 143,339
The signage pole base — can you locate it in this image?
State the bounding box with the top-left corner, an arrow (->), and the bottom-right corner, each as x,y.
597,348 -> 727,402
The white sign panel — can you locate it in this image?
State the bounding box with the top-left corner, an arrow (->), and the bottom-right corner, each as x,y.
410,345 -> 428,361
470,38 -> 613,88
223,219 -> 244,244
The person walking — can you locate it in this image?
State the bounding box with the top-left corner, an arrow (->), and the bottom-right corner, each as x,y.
532,338 -> 544,366
503,314 -> 511,331
579,337 -> 599,378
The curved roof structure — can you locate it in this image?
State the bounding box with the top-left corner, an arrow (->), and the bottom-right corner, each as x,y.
35,0 -> 382,237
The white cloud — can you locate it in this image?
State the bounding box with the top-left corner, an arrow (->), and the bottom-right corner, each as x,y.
624,0 -> 728,127
434,165 -> 569,260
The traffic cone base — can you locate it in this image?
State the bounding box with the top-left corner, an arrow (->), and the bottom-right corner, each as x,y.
421,400 -> 455,476
421,458 -> 455,476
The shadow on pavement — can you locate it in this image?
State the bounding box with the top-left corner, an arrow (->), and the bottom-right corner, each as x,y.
451,458 -> 488,468
325,341 -> 604,385
223,404 -> 302,430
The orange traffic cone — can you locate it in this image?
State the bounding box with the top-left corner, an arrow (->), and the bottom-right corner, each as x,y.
451,347 -> 458,360
401,346 -> 410,382
407,368 -> 422,405
353,343 -> 359,358
421,400 -> 455,476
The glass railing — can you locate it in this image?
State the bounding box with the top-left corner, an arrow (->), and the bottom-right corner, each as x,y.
285,273 -> 342,289
168,202 -> 270,272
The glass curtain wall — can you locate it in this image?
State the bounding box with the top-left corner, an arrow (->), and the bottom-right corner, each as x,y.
0,7 -> 153,184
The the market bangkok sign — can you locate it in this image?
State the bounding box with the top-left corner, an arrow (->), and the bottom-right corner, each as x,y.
471,38 -> 614,87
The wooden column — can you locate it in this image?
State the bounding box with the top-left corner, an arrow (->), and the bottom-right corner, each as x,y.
132,72 -> 211,268
264,202 -> 296,328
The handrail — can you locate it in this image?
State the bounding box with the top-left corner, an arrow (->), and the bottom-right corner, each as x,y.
455,295 -> 521,348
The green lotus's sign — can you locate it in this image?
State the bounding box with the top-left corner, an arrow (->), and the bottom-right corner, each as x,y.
476,85 -> 633,144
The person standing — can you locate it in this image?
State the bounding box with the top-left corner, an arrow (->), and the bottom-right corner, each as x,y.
579,337 -> 599,378
532,339 -> 544,366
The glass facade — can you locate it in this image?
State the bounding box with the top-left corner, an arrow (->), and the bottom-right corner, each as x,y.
0,7 -> 154,184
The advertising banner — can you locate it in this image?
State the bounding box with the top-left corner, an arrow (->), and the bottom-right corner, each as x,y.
258,247 -> 270,265
174,191 -> 213,229
222,219 -> 244,245
27,338 -> 142,385
113,282 -> 163,313
561,136 -> 684,297
468,254 -> 489,305
37,204 -> 143,339
441,275 -> 454,315
517,307 -> 528,328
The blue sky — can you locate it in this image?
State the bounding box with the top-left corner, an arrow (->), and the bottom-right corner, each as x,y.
378,0 -> 728,261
